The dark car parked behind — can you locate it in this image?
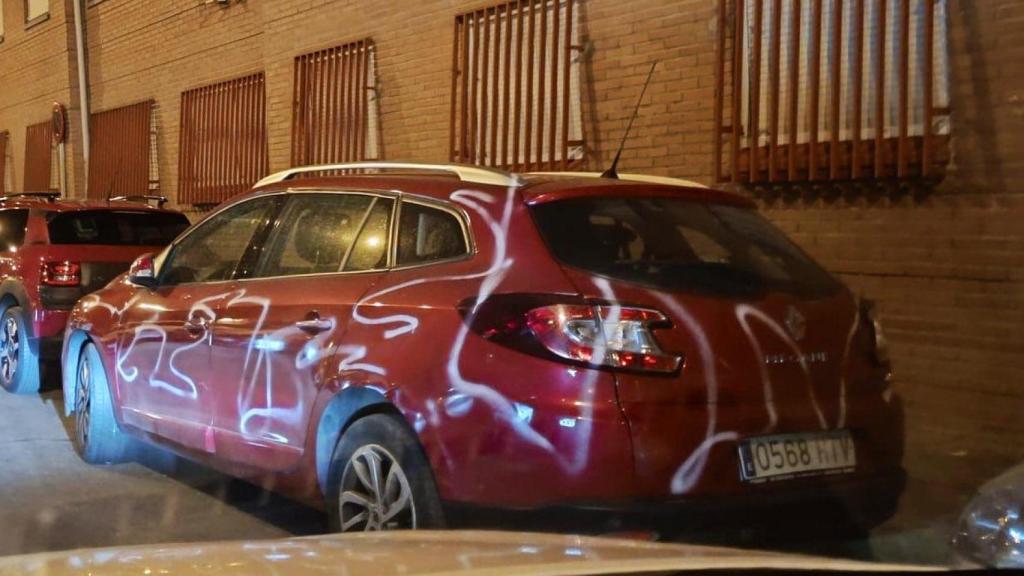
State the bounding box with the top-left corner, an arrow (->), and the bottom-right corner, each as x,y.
0,192 -> 190,393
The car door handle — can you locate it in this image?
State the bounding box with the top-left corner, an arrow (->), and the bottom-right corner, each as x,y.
184,315 -> 209,335
295,316 -> 332,335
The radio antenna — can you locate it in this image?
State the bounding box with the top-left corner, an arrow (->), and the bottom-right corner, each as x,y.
601,61 -> 657,179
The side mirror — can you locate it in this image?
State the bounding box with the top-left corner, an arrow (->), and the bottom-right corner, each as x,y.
128,254 -> 158,288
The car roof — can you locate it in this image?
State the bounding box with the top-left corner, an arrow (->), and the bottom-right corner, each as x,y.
0,194 -> 182,214
249,171 -> 754,208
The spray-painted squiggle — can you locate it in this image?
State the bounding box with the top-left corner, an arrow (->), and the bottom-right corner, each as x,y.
653,293 -> 741,494
660,294 -> 860,493
228,290 -> 301,439
734,304 -> 826,430
348,189 -> 512,338
79,292 -> 141,319
115,293 -> 225,400
836,306 -> 861,428
439,187 -> 565,457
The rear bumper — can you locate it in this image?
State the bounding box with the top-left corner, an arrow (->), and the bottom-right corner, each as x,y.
607,466 -> 906,517
39,286 -> 83,310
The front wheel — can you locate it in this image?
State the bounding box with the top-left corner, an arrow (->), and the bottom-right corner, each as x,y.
0,306 -> 39,394
73,342 -> 133,464
327,413 -> 445,532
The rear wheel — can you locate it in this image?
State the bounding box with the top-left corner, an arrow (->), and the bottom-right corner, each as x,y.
0,306 -> 39,394
327,413 -> 445,532
73,342 -> 133,464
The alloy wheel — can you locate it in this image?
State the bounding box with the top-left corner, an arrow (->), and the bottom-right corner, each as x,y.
0,316 -> 19,386
75,354 -> 92,448
338,444 -> 416,531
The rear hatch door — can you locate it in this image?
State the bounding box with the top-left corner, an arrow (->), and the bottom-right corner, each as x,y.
41,209 -> 190,305
530,195 -> 869,495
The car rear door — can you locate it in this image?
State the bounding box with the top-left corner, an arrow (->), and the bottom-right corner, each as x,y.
115,197 -> 281,453
208,192 -> 395,471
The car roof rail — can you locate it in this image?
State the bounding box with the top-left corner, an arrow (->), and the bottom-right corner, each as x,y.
255,162 -> 525,189
109,194 -> 169,208
0,191 -> 61,203
527,171 -> 708,189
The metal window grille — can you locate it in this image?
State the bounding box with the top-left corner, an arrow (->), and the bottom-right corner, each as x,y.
179,72 -> 268,206
450,0 -> 584,171
292,38 -> 380,167
24,121 -> 54,191
714,0 -> 950,185
88,100 -> 158,199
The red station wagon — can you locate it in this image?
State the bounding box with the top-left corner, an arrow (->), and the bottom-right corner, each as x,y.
0,192 -> 190,393
61,163 -> 904,532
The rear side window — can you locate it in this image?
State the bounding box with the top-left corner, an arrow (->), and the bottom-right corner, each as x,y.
396,202 -> 468,266
531,197 -> 841,299
0,210 -> 29,251
48,210 -> 189,246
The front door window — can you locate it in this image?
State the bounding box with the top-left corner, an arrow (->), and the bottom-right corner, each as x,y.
160,197 -> 279,285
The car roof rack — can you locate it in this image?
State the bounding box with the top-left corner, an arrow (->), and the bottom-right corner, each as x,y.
109,194 -> 169,208
527,171 -> 708,189
0,191 -> 61,203
255,162 -> 525,189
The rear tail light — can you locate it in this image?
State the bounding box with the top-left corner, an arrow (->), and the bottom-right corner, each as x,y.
860,301 -> 892,385
41,261 -> 81,287
462,294 -> 682,374
860,299 -> 891,369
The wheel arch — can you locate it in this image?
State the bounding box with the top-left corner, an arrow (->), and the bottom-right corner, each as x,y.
0,280 -> 34,338
314,386 -> 404,496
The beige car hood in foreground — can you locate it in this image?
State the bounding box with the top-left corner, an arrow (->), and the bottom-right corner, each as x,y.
0,530 -> 935,576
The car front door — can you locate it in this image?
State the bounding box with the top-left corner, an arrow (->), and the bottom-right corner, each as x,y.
210,192 -> 395,471
115,196 -> 281,453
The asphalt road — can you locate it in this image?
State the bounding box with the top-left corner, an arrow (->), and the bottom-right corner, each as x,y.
0,386 -> 976,565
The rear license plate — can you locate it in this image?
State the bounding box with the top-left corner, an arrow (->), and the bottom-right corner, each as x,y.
738,430 -> 855,482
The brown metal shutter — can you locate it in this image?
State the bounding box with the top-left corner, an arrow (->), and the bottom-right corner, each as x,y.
88,100 -> 154,199
450,0 -> 582,171
712,0 -> 950,185
292,39 -> 376,166
24,121 -> 53,191
178,73 -> 268,206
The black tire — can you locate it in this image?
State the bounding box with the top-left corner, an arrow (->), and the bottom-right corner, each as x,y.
72,342 -> 133,464
327,413 -> 445,532
0,306 -> 39,394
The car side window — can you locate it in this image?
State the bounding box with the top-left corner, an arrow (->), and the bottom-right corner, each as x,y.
159,198 -> 277,285
255,194 -> 375,278
0,209 -> 29,251
344,197 -> 394,272
396,202 -> 468,266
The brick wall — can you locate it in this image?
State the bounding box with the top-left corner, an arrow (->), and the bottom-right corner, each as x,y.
0,0 -> 1021,483
759,1 -> 1024,483
0,0 -> 77,194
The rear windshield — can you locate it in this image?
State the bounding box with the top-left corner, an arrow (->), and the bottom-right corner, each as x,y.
531,197 -> 841,299
48,210 -> 190,246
